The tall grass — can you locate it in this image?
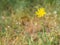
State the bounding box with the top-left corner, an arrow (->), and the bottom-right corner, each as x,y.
0,0 -> 60,45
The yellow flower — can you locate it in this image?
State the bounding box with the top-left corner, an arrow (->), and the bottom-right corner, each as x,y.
35,8 -> 46,18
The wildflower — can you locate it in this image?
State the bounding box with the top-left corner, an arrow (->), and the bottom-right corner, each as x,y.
7,26 -> 10,28
53,11 -> 57,14
35,8 -> 46,18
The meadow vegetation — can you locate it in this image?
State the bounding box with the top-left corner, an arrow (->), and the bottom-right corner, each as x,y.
0,0 -> 60,45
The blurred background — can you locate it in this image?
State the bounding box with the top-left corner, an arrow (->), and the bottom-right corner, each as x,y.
0,0 -> 60,45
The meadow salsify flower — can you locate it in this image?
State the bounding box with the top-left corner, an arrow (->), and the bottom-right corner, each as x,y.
35,7 -> 46,18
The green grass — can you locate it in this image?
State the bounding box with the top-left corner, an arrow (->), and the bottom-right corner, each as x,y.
0,0 -> 60,45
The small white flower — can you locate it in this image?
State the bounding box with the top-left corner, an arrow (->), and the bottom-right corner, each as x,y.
53,11 -> 57,14
8,26 -> 10,28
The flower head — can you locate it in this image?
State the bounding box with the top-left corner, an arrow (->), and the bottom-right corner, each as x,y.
35,8 -> 46,18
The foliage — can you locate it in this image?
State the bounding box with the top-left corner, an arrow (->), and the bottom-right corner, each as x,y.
0,0 -> 60,45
